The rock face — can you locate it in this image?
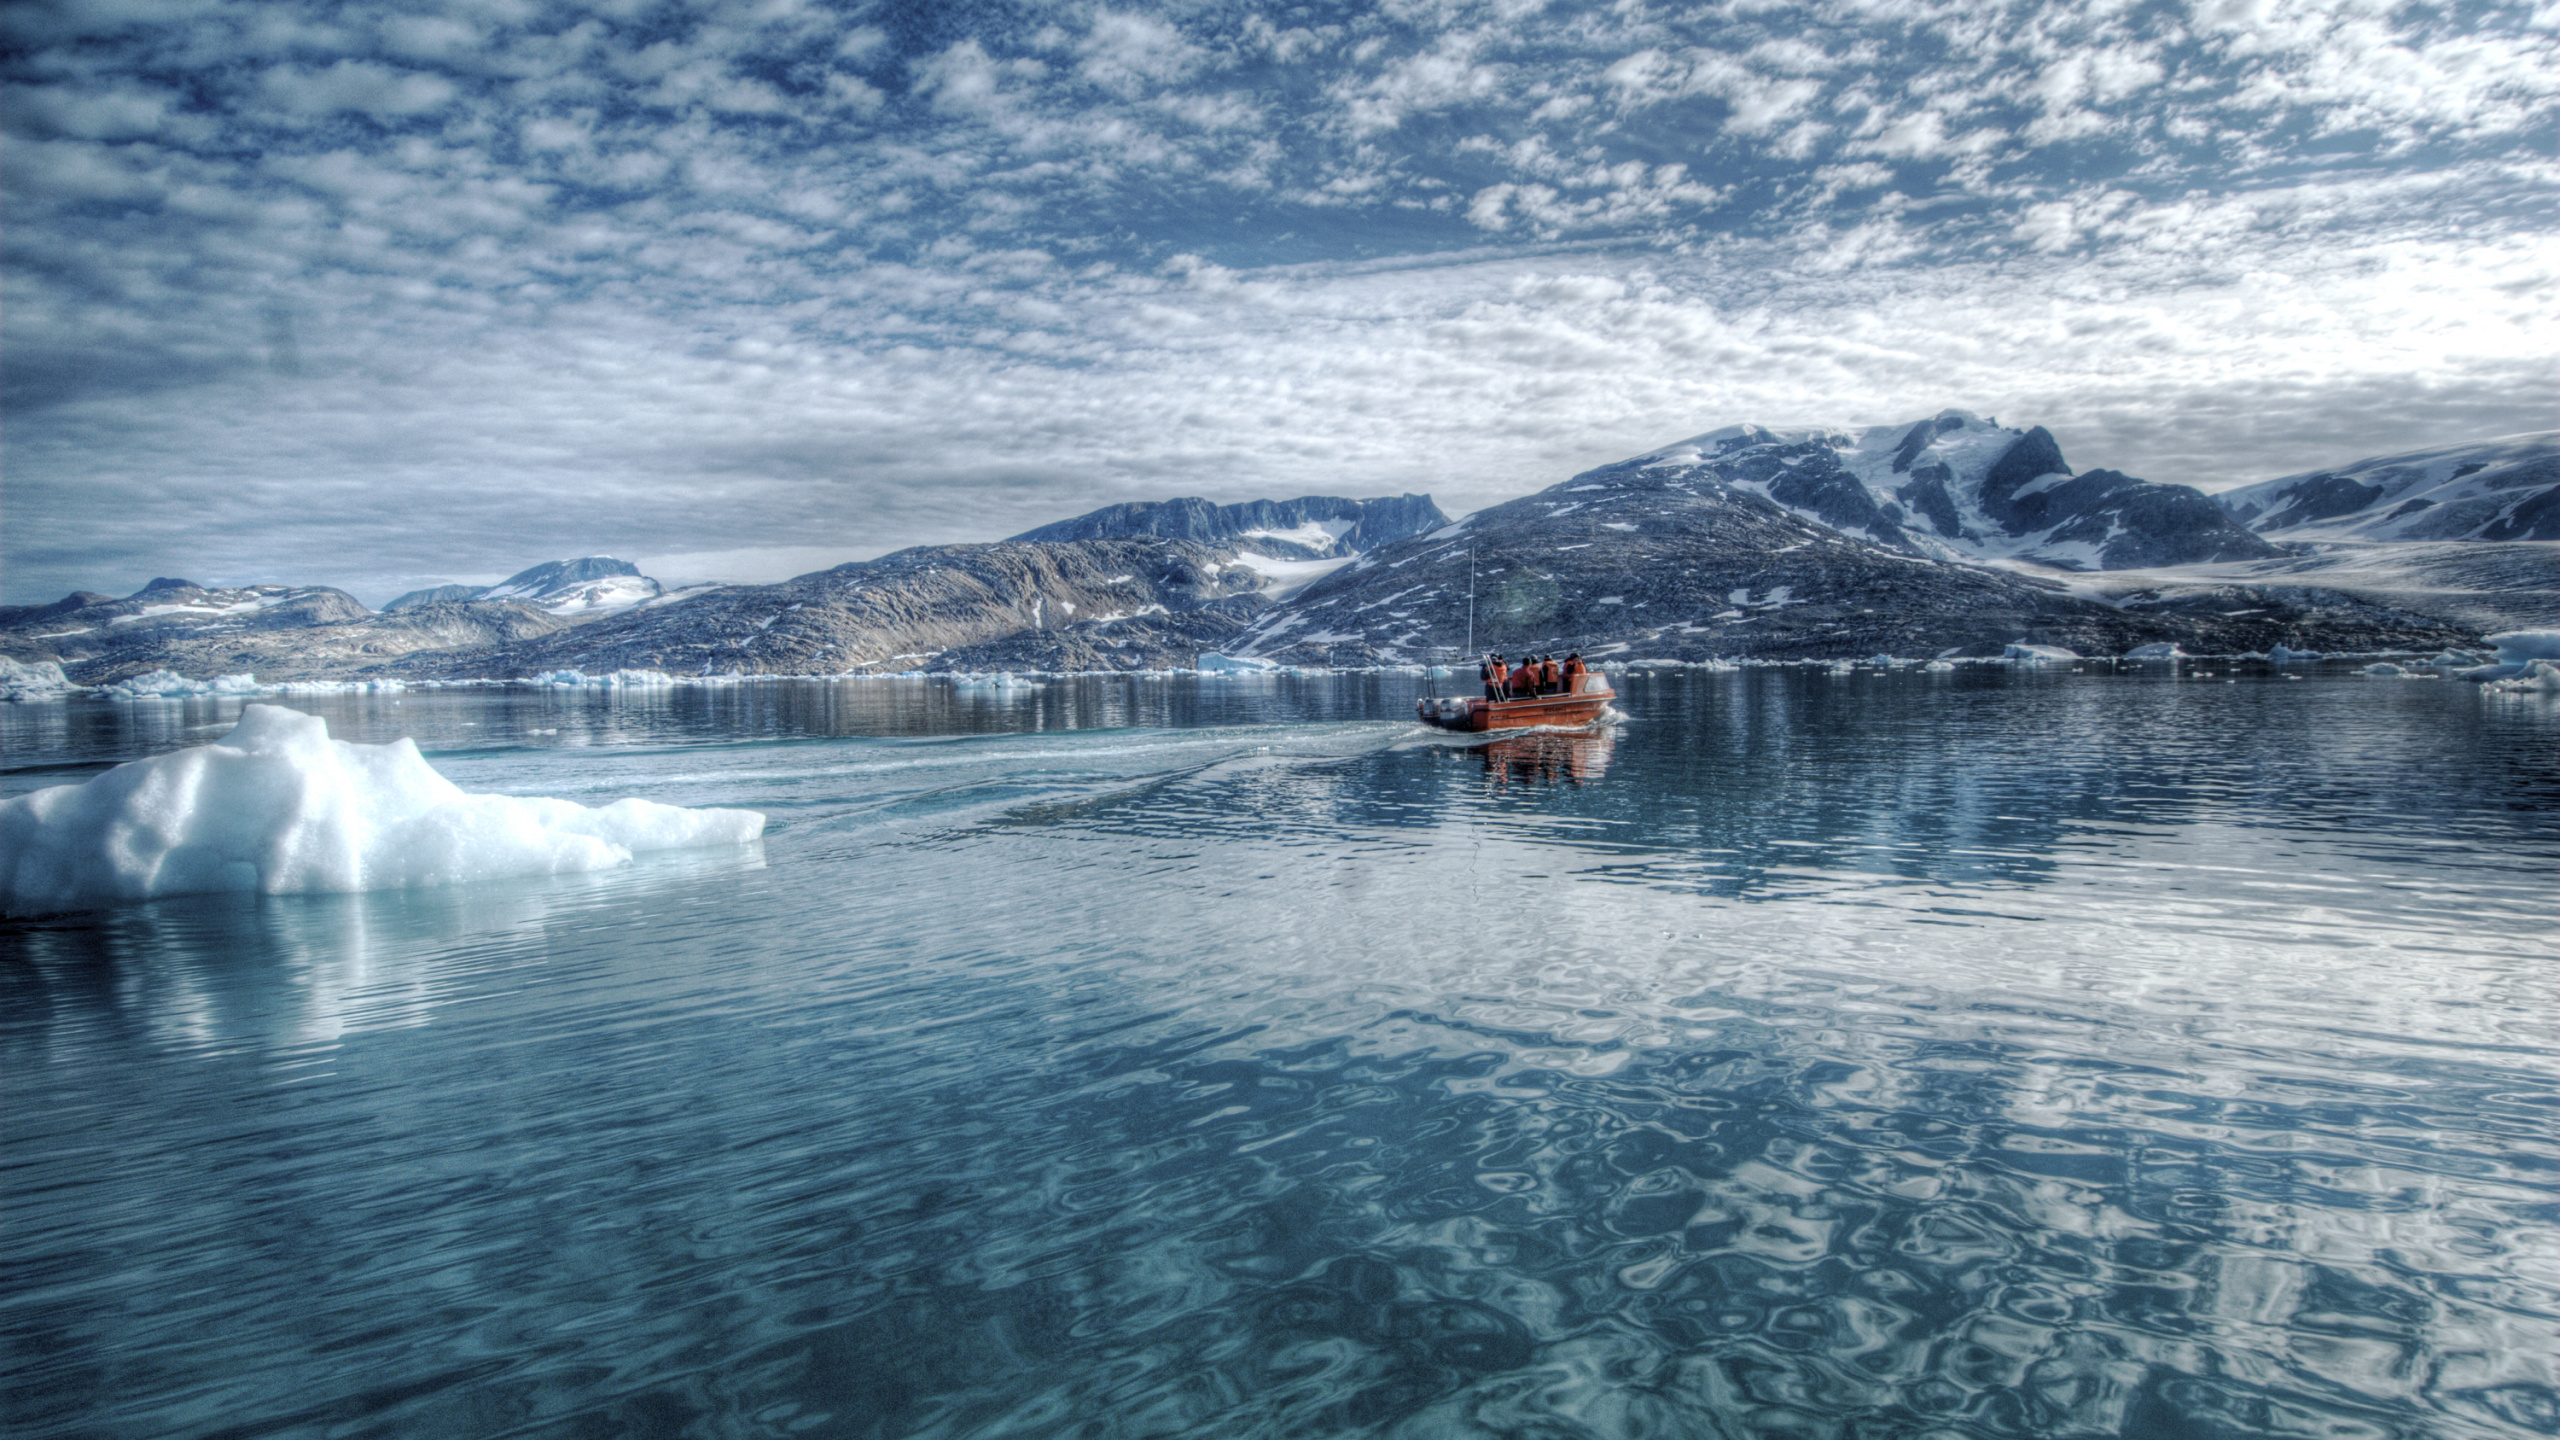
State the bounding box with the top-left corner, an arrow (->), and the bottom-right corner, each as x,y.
1011,494 -> 1448,559
410,539 -> 1272,677
1632,412 -> 2280,570
383,557 -> 663,615
1218,449 -> 2475,665
2215,431 -> 2560,542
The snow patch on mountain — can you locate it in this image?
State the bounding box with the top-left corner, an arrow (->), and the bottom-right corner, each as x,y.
1629,411 -> 2275,571
2215,432 -> 2559,543
384,557 -> 665,617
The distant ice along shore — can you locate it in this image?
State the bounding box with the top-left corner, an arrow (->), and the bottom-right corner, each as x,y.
0,704 -> 765,916
6,629 -> 2554,707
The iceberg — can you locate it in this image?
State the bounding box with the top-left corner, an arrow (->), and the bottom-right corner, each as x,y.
2458,630 -> 2560,683
2486,659 -> 2560,694
101,669 -> 263,699
2362,662 -> 2408,677
1196,653 -> 1277,673
1,704 -> 763,916
536,668 -> 679,688
0,657 -> 82,701
2003,644 -> 2079,663
2123,643 -> 2187,660
2267,643 -> 2321,664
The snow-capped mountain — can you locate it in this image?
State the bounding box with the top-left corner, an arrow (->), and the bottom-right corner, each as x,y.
384,557 -> 664,616
1214,435 -> 2454,667
2214,432 -> 2559,542
1010,494 -> 1448,559
1629,411 -> 2278,571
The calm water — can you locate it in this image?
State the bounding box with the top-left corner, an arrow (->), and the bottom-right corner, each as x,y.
5,669 -> 2556,1440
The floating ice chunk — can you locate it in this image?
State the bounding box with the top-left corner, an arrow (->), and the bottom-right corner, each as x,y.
2489,630 -> 2560,662
2486,659 -> 2560,693
536,668 -> 677,688
0,705 -> 763,916
2267,644 -> 2321,664
0,657 -> 82,701
1196,653 -> 1276,673
1864,653 -> 1896,666
1922,660 -> 1956,672
2456,630 -> 2560,683
100,669 -> 263,699
2362,662 -> 2408,677
2003,644 -> 2079,663
2123,643 -> 2187,660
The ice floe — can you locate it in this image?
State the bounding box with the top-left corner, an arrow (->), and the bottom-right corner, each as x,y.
2123,643 -> 2187,660
2003,644 -> 2080,663
0,704 -> 764,916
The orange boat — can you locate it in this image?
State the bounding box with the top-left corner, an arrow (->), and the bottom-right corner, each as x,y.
1416,672 -> 1616,732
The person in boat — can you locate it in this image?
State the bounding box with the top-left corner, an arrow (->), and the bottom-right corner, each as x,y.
1541,654 -> 1561,693
1511,657 -> 1538,699
1562,652 -> 1586,691
1482,653 -> 1506,701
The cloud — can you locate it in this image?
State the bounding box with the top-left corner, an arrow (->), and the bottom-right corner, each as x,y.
258,61 -> 458,119
1,0 -> 2551,603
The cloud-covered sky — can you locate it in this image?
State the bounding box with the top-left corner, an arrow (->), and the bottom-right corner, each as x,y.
5,0 -> 2553,604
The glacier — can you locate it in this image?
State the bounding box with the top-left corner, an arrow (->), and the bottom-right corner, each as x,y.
0,657 -> 81,701
0,704 -> 764,916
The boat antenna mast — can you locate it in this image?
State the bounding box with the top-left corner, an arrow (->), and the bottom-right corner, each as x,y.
1465,547 -> 1476,660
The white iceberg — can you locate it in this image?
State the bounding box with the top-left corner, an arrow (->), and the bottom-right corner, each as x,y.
100,669 -> 264,699
2003,644 -> 2079,663
2460,630 -> 2560,683
2123,643 -> 2187,660
0,657 -> 82,701
2485,659 -> 2560,694
2267,643 -> 2321,664
1196,653 -> 1277,673
536,668 -> 679,688
1,704 -> 763,916
2362,662 -> 2408,677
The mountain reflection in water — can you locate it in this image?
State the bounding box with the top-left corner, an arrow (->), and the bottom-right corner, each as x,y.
2,667 -> 2554,1440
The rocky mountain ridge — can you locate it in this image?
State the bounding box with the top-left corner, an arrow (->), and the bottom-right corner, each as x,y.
1646,412 -> 2280,570
4,433 -> 2546,687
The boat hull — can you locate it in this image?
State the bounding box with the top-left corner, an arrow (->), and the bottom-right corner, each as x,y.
1417,681 -> 1616,733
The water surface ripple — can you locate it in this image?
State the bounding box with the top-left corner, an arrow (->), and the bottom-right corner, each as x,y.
4,668 -> 2555,1439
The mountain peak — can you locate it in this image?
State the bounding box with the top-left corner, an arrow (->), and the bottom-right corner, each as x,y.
1011,494 -> 1449,559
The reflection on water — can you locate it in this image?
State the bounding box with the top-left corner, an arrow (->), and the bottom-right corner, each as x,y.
1479,725 -> 1617,789
3,670 -> 2555,1439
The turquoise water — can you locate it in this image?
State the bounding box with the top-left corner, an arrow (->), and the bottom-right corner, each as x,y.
5,668 -> 2556,1439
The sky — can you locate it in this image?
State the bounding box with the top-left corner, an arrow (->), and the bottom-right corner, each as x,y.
4,0 -> 2554,606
